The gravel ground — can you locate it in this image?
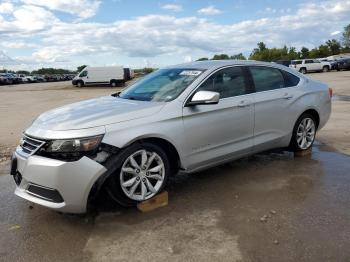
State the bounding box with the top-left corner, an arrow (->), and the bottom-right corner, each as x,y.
0,71 -> 350,262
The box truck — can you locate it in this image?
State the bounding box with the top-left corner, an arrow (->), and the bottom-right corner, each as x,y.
72,66 -> 125,87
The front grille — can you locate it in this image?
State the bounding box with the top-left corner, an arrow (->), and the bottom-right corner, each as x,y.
20,135 -> 46,156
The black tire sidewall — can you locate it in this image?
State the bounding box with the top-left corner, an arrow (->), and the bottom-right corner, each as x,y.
290,113 -> 316,152
106,142 -> 171,207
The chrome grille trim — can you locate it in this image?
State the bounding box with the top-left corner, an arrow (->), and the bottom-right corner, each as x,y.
20,134 -> 46,156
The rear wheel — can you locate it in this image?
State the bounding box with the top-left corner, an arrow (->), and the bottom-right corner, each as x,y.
299,68 -> 307,74
290,114 -> 316,151
323,66 -> 330,72
106,142 -> 170,207
110,80 -> 117,87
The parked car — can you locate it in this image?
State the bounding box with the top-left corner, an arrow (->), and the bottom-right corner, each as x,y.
319,58 -> 338,70
34,75 -> 45,82
336,58 -> 350,71
72,66 -> 125,87
11,60 -> 331,213
0,73 -> 8,85
18,74 -> 28,83
289,59 -> 331,74
274,60 -> 291,67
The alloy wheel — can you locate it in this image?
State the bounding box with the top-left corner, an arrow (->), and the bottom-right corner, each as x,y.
296,117 -> 316,150
120,149 -> 165,201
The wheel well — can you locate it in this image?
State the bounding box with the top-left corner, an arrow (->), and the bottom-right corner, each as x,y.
301,109 -> 320,128
137,137 -> 181,172
323,65 -> 329,68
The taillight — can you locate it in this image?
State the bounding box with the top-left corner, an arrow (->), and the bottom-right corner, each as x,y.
328,88 -> 333,98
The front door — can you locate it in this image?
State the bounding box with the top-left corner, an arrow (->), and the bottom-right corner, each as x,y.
182,66 -> 254,170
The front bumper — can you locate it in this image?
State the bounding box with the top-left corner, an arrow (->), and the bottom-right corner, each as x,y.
13,146 -> 107,213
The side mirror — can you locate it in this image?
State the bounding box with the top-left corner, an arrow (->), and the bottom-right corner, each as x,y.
187,91 -> 220,106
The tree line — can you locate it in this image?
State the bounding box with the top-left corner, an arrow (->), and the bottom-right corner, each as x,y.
197,24 -> 350,62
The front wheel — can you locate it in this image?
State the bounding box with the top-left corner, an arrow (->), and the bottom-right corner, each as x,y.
290,114 -> 317,151
323,66 -> 330,72
106,143 -> 170,206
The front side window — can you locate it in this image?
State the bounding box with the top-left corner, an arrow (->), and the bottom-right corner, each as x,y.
119,68 -> 204,102
79,71 -> 88,77
305,60 -> 314,64
196,67 -> 247,99
250,66 -> 285,92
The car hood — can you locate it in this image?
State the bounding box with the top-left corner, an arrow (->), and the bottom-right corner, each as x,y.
31,96 -> 165,131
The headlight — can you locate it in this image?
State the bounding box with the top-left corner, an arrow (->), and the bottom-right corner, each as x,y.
45,135 -> 103,153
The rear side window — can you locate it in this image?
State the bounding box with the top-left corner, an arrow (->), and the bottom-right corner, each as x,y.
305,60 -> 314,64
281,70 -> 300,87
291,60 -> 302,65
197,66 -> 247,99
249,66 -> 285,92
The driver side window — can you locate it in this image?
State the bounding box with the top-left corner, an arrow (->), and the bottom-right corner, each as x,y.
196,67 -> 247,99
79,71 -> 88,77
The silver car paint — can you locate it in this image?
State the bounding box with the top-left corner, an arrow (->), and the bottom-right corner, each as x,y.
15,60 -> 331,213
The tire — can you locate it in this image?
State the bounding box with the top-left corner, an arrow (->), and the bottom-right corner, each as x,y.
110,80 -> 117,87
289,113 -> 317,152
77,81 -> 84,88
299,68 -> 307,74
322,66 -> 330,72
106,142 -> 171,207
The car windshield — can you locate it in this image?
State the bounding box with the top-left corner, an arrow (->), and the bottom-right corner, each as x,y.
119,68 -> 204,102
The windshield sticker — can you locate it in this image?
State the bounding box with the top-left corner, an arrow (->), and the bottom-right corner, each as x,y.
179,70 -> 202,76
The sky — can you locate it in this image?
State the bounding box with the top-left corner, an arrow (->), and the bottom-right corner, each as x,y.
0,0 -> 349,71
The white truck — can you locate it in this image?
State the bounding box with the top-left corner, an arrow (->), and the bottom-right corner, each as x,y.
289,59 -> 332,74
72,66 -> 125,87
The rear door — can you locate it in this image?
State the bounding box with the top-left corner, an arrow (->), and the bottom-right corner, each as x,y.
248,66 -> 300,152
182,66 -> 254,170
313,59 -> 323,71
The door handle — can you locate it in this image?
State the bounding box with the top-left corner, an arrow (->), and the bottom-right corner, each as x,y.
282,93 -> 293,100
237,100 -> 250,107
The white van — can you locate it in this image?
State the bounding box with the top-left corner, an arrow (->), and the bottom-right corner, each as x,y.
72,66 -> 125,87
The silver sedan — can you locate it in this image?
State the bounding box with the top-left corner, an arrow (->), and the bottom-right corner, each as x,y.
12,60 -> 331,213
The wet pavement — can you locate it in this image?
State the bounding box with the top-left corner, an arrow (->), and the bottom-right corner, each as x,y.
0,142 -> 350,262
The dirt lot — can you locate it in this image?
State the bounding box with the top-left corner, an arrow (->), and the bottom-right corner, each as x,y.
0,72 -> 350,262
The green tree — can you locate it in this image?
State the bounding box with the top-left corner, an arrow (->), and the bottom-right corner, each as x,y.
212,54 -> 230,60
288,47 -> 298,60
16,70 -> 30,75
300,47 -> 309,59
77,65 -> 87,73
230,53 -> 246,60
326,39 -> 341,55
342,24 -> 350,47
196,57 -> 209,61
257,42 -> 267,51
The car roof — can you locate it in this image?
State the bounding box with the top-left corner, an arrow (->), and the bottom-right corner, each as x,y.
165,60 -> 287,70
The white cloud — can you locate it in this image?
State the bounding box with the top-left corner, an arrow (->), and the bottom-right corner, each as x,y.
331,31 -> 341,36
0,41 -> 39,49
161,4 -> 183,12
0,2 -> 14,14
20,0 -> 101,18
197,5 -> 222,15
1,0 -> 350,68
